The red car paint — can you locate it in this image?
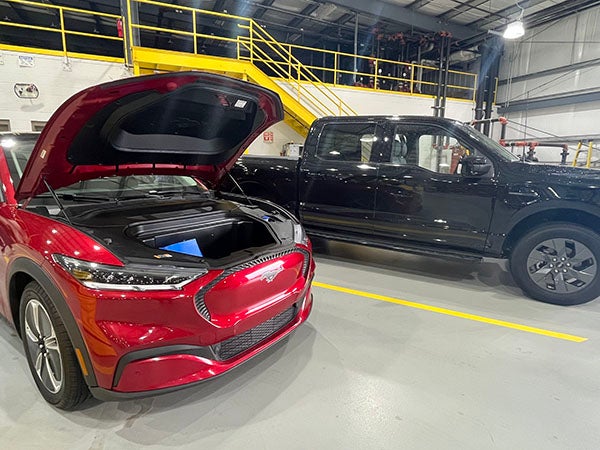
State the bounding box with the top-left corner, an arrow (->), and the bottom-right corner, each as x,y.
16,72 -> 283,201
0,72 -> 315,399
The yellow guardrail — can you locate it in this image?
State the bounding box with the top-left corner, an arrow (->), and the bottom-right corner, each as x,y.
128,0 -> 356,117
0,0 -> 124,63
1,0 -> 478,104
273,42 -> 477,100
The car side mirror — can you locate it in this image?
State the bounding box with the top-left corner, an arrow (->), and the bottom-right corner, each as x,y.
460,155 -> 492,178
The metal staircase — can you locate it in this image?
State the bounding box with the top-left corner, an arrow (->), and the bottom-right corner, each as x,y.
128,0 -> 357,136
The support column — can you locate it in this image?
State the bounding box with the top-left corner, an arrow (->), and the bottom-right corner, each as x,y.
353,12 -> 358,84
477,37 -> 503,135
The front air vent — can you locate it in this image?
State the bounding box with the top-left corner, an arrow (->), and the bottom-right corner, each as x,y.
211,305 -> 297,360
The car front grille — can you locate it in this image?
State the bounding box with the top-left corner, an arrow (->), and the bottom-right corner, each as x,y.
194,247 -> 310,321
211,305 -> 297,361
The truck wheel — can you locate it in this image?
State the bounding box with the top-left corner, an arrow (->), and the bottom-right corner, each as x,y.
19,281 -> 90,410
510,223 -> 600,305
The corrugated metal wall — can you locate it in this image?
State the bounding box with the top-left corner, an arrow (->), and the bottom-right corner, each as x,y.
496,5 -> 600,162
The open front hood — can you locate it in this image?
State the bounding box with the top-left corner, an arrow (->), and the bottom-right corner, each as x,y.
15,72 -> 283,201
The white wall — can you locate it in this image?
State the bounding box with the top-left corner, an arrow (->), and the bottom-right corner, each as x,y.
0,49 -> 475,158
0,50 -> 130,132
496,5 -> 600,162
245,121 -> 305,156
245,81 -> 475,156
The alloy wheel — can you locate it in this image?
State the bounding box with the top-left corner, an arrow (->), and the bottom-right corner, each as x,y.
526,238 -> 597,294
24,299 -> 63,394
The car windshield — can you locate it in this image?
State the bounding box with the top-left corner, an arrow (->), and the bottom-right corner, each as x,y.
458,124 -> 521,162
1,134 -> 38,187
1,134 -> 208,200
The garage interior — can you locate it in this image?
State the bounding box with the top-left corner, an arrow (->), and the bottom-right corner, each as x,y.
1,0 -> 600,449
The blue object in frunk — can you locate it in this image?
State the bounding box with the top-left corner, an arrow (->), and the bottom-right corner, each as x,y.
160,239 -> 203,257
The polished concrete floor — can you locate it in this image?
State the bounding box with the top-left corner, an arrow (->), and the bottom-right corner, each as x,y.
2,240 -> 600,449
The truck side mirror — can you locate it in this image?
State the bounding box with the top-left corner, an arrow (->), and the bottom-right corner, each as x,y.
460,155 -> 492,178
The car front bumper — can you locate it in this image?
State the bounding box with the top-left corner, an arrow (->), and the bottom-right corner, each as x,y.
89,291 -> 312,400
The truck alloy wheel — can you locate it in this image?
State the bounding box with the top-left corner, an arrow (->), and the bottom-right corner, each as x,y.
510,223 -> 600,305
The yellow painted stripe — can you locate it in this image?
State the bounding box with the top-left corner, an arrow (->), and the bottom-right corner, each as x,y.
313,281 -> 588,343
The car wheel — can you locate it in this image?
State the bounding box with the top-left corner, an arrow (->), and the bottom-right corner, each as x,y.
19,281 -> 90,410
510,223 -> 600,305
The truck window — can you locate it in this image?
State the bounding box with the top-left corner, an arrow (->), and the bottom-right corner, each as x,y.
385,124 -> 483,174
316,122 -> 378,162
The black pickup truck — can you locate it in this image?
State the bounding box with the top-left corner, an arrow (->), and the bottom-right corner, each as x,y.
225,116 -> 600,306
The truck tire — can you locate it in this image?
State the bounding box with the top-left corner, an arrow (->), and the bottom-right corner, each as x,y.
509,223 -> 600,305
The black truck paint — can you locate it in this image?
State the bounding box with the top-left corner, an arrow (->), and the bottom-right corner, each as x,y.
225,116 -> 600,305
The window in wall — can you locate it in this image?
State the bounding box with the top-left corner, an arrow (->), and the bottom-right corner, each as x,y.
0,120 -> 10,132
31,121 -> 46,132
316,122 -> 378,162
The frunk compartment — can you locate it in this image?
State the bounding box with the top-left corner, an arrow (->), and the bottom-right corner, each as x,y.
128,213 -> 277,260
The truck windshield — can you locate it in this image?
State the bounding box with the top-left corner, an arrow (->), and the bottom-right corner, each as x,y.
459,124 -> 521,162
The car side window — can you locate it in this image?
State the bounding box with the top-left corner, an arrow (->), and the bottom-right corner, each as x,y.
384,124 -> 483,174
316,122 -> 379,162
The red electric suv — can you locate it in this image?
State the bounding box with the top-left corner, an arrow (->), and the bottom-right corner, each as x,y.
0,72 -> 314,410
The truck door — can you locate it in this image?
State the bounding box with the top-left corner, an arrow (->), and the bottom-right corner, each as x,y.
298,120 -> 383,236
373,121 -> 498,253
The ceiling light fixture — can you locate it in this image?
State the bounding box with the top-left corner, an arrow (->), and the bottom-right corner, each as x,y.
503,1 -> 525,39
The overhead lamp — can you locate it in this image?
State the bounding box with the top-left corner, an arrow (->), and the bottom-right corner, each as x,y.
503,1 -> 525,39
503,19 -> 525,39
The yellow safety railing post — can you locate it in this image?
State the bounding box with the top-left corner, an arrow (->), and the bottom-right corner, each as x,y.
288,44 -> 292,80
127,0 -> 134,64
374,60 -> 378,90
572,142 -> 583,167
58,7 -> 67,58
297,62 -> 301,102
333,53 -> 338,86
409,62 -> 415,94
192,11 -> 197,55
249,21 -> 254,64
586,142 -> 593,168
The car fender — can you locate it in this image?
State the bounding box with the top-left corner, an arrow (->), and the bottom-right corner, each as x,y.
7,257 -> 98,387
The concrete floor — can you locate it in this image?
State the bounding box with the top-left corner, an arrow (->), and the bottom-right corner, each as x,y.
1,239 -> 600,449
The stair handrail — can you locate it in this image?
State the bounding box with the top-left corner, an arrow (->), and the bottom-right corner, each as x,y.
238,38 -> 344,118
239,21 -> 357,117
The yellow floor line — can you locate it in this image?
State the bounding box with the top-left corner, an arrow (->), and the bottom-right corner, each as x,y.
313,281 -> 588,343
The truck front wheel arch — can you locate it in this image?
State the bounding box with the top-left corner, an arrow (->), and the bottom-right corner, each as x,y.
503,208 -> 600,257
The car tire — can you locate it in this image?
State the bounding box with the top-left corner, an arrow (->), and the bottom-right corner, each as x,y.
19,281 -> 90,410
510,223 -> 600,305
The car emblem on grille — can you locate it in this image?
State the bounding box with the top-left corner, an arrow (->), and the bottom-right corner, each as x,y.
260,267 -> 284,283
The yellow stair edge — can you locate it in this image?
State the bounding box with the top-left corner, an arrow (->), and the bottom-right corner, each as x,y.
132,47 -> 316,136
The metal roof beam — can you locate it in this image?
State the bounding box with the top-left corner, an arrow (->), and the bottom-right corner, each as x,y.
498,89 -> 600,114
287,4 -> 320,28
466,0 -> 555,28
439,0 -> 506,21
253,0 -> 274,20
323,0 -> 478,39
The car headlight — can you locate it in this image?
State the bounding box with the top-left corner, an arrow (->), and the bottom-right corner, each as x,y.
293,223 -> 309,245
53,254 -> 206,291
